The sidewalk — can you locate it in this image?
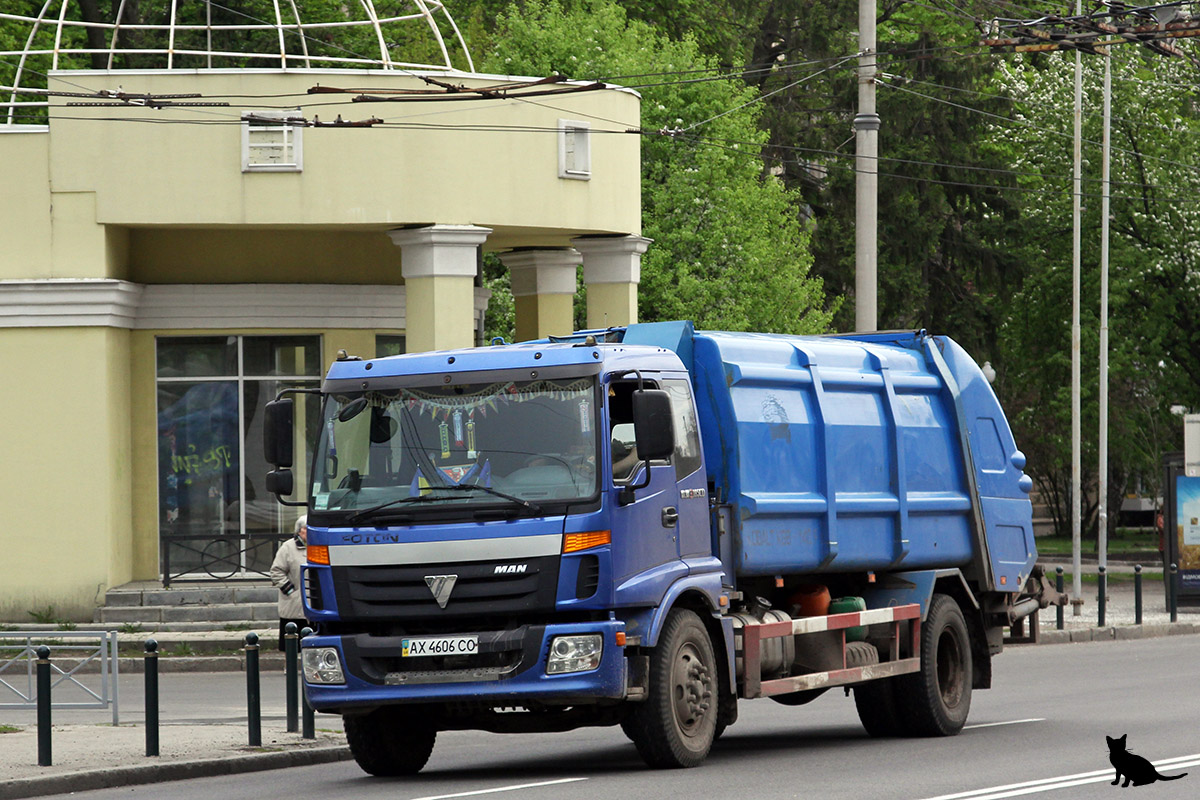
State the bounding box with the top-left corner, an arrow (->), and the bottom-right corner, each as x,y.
0,671 -> 350,800
0,724 -> 350,799
1025,559 -> 1200,644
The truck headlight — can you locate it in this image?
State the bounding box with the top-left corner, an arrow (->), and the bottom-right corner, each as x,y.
302,647 -> 346,684
546,634 -> 602,675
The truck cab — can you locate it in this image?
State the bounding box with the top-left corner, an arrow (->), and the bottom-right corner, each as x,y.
269,338 -> 728,758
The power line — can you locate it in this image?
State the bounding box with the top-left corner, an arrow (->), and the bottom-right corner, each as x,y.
880,77 -> 1200,175
668,124 -> 1200,204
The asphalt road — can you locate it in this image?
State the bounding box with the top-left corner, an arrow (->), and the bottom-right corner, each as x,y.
61,636 -> 1200,800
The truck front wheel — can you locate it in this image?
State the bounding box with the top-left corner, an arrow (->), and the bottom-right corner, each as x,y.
622,608 -> 718,768
344,707 -> 437,776
897,593 -> 972,736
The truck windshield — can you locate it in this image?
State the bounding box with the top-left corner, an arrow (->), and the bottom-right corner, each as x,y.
310,377 -> 599,517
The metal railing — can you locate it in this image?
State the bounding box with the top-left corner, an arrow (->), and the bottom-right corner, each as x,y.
161,533 -> 288,586
0,631 -> 120,724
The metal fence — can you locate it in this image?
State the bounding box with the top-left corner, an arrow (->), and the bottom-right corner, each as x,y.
0,631 -> 120,724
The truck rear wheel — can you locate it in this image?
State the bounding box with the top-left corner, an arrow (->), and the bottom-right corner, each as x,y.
622,608 -> 718,768
344,707 -> 437,776
854,678 -> 903,737
896,593 -> 972,736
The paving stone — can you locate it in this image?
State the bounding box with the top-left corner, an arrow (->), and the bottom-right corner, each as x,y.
1034,630 -> 1072,645
99,607 -> 164,623
163,605 -> 255,623
101,592 -> 145,608
1113,626 -> 1146,640
143,589 -> 235,606
232,587 -> 277,604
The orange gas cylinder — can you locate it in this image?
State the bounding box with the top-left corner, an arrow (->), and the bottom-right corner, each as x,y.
787,584 -> 831,617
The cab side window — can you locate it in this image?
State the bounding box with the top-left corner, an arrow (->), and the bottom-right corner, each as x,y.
609,380 -> 657,482
664,380 -> 702,480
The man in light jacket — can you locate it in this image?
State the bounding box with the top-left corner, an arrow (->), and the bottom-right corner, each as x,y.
270,515 -> 307,651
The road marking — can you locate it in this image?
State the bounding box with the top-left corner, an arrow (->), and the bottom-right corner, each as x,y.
964,718 -> 1045,730
409,777 -> 588,800
917,754 -> 1200,800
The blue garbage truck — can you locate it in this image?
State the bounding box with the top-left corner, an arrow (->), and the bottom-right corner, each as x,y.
262,321 -> 1060,774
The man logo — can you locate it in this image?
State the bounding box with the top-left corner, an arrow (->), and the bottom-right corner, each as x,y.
494,564 -> 528,575
424,575 -> 458,609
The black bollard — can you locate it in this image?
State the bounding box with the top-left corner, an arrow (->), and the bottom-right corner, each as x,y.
36,645 -> 51,767
1097,565 -> 1107,628
1056,566 -> 1064,631
285,622 -> 299,734
1170,563 -> 1179,623
245,632 -> 261,746
145,639 -> 159,757
1134,565 -> 1143,625
300,627 -> 315,740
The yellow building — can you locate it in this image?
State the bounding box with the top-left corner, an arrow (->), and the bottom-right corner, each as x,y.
0,5 -> 646,620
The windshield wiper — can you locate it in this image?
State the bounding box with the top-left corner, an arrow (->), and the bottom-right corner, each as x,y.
346,485 -> 542,524
346,494 -> 448,524
425,484 -> 543,515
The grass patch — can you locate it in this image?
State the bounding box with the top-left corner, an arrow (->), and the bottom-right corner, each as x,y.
119,623 -> 145,634
164,642 -> 195,657
1057,570 -> 1162,586
0,724 -> 21,734
26,606 -> 77,629
1035,529 -> 1160,558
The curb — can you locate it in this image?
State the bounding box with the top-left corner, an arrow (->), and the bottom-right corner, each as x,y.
1022,622 -> 1197,645
0,745 -> 353,800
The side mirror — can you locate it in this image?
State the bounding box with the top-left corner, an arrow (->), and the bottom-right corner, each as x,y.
618,389 -> 675,507
632,389 -> 675,461
338,397 -> 368,422
266,469 -> 294,497
264,398 -> 294,467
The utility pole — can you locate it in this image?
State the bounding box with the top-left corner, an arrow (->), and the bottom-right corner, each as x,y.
1098,50 -> 1112,573
1071,26 -> 1083,615
855,0 -> 879,332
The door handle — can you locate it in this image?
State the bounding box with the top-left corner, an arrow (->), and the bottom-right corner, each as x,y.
661,507 -> 679,527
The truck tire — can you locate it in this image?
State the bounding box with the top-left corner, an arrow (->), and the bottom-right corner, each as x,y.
854,678 -> 903,737
344,708 -> 437,776
896,593 -> 972,736
622,609 -> 718,768
713,680 -> 738,740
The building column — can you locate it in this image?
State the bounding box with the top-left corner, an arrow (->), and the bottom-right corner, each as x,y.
572,235 -> 651,330
388,224 -> 491,352
498,248 -> 580,341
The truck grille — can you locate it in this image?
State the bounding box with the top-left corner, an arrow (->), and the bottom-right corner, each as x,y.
341,626 -> 545,685
330,556 -> 559,620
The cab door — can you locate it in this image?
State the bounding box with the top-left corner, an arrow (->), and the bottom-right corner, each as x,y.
663,379 -> 711,563
608,379 -> 684,588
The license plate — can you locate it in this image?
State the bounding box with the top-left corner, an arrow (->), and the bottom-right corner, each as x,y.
401,635 -> 479,657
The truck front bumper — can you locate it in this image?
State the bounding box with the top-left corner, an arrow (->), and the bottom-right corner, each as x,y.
302,620 -> 629,712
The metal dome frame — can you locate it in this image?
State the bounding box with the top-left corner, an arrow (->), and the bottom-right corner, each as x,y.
2,0 -> 476,124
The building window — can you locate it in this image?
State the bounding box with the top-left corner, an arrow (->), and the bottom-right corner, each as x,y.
156,335 -> 320,579
242,110 -> 303,172
376,335 -> 407,358
558,119 -> 591,180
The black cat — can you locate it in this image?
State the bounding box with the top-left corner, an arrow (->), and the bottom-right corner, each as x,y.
1107,734 -> 1188,787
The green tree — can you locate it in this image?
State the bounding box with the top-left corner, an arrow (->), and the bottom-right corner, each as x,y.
481,0 -> 837,336
993,48 -> 1200,537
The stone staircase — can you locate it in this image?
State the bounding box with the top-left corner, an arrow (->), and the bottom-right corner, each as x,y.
92,580 -> 279,631
12,580 -> 292,671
